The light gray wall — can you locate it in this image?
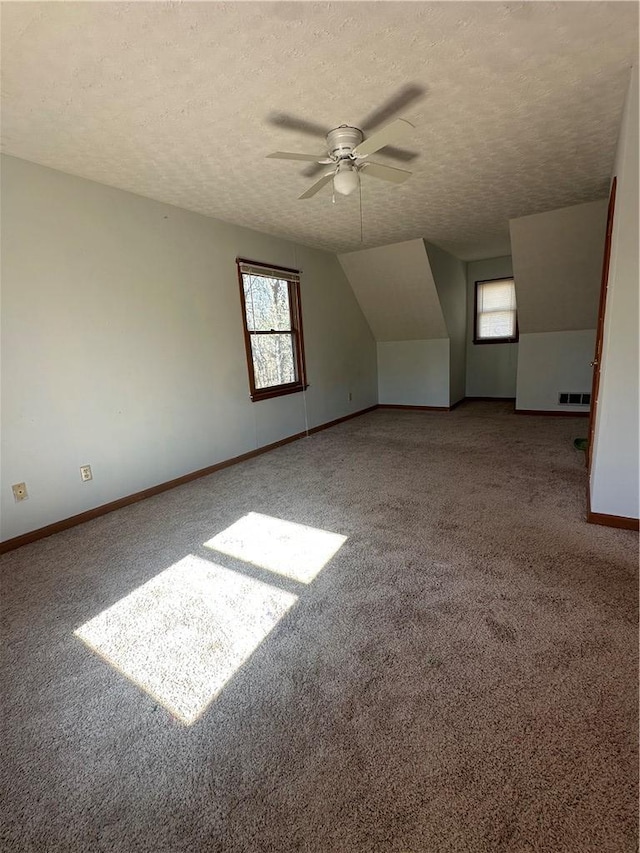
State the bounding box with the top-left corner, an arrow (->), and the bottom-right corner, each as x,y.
509,200 -> 607,412
425,242 -> 467,405
509,199 -> 607,333
465,256 -> 518,398
1,155 -> 377,541
338,240 -> 447,341
591,66 -> 639,519
377,340 -> 449,407
516,331 -> 595,412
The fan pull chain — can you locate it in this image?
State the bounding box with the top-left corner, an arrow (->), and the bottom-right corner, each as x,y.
359,177 -> 364,243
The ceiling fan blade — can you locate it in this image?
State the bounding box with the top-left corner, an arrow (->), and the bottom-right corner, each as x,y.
358,84 -> 426,133
267,151 -> 328,162
353,119 -> 414,158
267,112 -> 330,138
361,162 -> 412,184
299,173 -> 335,200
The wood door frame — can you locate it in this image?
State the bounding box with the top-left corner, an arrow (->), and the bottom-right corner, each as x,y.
587,177 -> 617,474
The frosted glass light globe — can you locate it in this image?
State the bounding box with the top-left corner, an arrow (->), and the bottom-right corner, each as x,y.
333,163 -> 359,196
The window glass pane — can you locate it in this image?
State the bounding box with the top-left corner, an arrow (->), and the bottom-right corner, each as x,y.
250,334 -> 296,389
243,275 -> 291,332
478,280 -> 516,313
478,311 -> 516,339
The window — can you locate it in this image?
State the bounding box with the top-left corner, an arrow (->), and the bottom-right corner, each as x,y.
237,258 -> 307,402
474,277 -> 519,344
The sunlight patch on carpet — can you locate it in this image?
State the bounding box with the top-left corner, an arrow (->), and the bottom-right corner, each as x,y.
203,512 -> 347,583
74,555 -> 297,725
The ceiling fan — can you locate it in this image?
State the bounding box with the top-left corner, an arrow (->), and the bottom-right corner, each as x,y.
267,120 -> 415,199
265,84 -> 424,200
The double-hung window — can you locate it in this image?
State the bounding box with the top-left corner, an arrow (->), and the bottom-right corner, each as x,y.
237,258 -> 307,402
474,277 -> 519,344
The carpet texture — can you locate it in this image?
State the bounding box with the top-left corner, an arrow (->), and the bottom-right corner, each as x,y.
1,402 -> 638,852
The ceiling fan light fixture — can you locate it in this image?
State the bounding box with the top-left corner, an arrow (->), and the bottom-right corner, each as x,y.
268,111 -> 415,199
333,161 -> 359,196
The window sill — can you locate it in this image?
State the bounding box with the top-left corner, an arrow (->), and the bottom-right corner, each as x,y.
250,383 -> 309,402
473,337 -> 519,345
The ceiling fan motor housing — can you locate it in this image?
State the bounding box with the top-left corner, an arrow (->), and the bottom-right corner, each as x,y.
327,126 -> 364,160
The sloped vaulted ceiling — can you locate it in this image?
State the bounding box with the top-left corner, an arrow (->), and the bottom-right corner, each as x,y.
338,239 -> 447,341
509,199 -> 608,333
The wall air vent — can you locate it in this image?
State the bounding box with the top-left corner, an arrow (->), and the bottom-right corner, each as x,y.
558,392 -> 591,406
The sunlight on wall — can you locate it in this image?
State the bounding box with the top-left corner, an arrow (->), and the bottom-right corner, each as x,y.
204,512 -> 347,583
74,555 -> 297,725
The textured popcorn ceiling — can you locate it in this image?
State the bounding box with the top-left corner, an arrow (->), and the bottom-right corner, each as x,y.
1,2 -> 637,259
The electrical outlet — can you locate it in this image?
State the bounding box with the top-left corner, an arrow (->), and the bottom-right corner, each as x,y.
12,482 -> 28,502
80,465 -> 93,482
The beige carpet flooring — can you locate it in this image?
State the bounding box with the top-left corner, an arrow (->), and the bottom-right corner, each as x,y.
1,402 -> 638,852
